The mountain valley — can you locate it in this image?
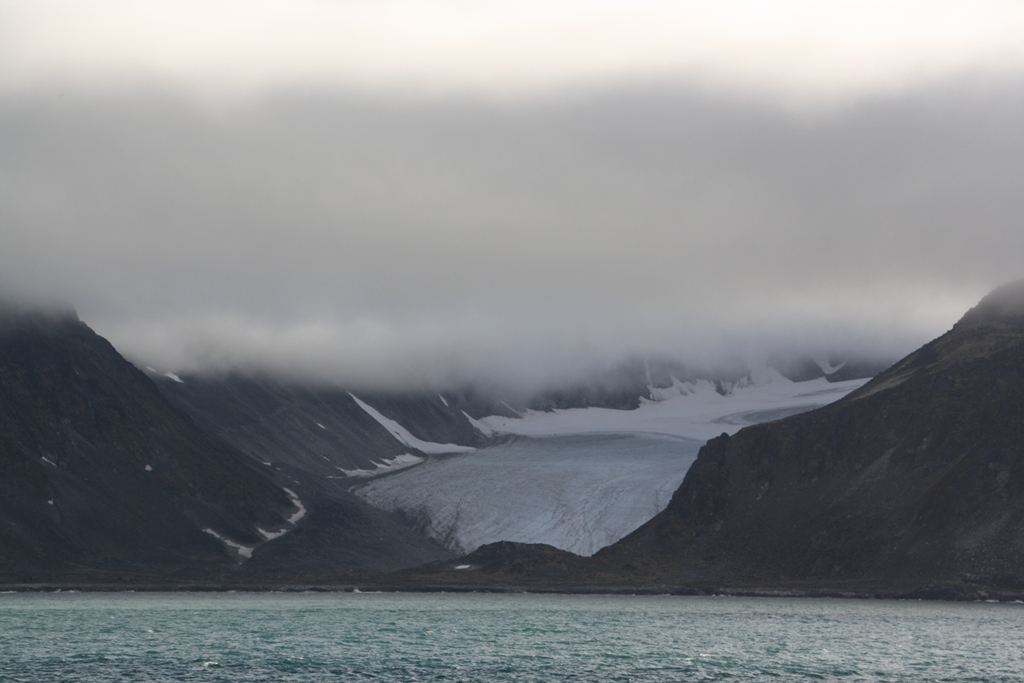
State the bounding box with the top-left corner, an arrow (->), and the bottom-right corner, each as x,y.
4,284 -> 1023,599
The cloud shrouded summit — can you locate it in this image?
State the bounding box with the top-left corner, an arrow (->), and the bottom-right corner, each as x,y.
1,2 -> 1021,392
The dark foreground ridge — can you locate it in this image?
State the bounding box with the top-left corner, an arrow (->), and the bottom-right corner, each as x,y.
0,306 -> 450,584
603,279 -> 1024,588
2,283 -> 1024,600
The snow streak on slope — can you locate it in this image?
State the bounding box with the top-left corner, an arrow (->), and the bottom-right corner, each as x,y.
349,393 -> 476,454
478,370 -> 869,442
355,433 -> 701,557
340,453 -> 424,478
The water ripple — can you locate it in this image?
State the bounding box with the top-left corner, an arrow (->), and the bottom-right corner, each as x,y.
2,593 -> 1024,682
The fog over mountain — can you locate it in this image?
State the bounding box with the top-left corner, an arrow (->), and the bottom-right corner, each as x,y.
2,1 -> 1022,393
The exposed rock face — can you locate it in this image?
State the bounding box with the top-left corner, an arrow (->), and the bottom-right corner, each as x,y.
154,375 -> 487,477
155,375 -> 413,477
397,541 -> 595,588
0,308 -> 454,581
0,308 -> 294,578
600,281 -> 1024,589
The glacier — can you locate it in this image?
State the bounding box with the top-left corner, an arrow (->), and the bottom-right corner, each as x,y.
478,370 -> 869,442
352,370 -> 870,556
355,433 -> 702,556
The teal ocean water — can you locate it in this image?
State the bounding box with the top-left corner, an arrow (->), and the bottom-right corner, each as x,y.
2,592 -> 1023,681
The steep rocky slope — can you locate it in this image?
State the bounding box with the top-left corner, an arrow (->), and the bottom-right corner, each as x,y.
0,307 -> 295,579
153,375 -> 487,478
596,281 -> 1024,590
0,306 -> 452,582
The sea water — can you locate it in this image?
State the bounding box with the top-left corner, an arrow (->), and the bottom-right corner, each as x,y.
2,592 -> 1024,682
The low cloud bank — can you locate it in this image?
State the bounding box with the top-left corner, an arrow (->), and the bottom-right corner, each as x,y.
1,77 -> 1020,393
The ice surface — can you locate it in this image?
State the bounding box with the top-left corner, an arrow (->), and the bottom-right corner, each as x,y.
477,372 -> 868,442
355,433 -> 701,556
350,393 -> 476,454
355,373 -> 867,556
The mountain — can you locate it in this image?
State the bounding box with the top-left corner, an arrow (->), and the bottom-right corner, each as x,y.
151,374 -> 486,478
390,282 -> 1024,598
4,281 -> 984,592
593,280 -> 1024,595
0,306 -> 451,583
0,306 -> 296,580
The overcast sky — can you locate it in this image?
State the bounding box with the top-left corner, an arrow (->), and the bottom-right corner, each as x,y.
2,1 -> 1023,391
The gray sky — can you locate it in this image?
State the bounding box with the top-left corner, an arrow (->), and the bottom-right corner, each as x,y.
2,1 -> 1023,391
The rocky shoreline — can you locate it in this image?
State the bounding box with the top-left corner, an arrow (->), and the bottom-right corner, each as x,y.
4,577 -> 1024,603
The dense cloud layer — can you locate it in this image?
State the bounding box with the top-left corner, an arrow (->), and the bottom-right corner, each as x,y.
2,2 -> 1022,392
3,76 -> 1020,391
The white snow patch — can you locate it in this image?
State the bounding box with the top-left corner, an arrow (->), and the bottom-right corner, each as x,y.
257,526 -> 288,541
341,453 -> 424,478
283,488 -> 307,524
47,499 -> 54,505
349,393 -> 476,454
478,373 -> 869,443
316,422 -> 326,429
438,394 -> 449,407
453,564 -> 471,570
144,464 -> 152,471
40,456 -> 56,467
203,528 -> 254,559
814,356 -> 848,375
163,372 -> 184,383
462,411 -> 495,437
257,488 -> 307,540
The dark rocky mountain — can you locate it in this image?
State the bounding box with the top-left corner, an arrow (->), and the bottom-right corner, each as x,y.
593,280 -> 1024,594
0,306 -> 451,583
0,306 -> 295,579
153,374 -> 486,478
